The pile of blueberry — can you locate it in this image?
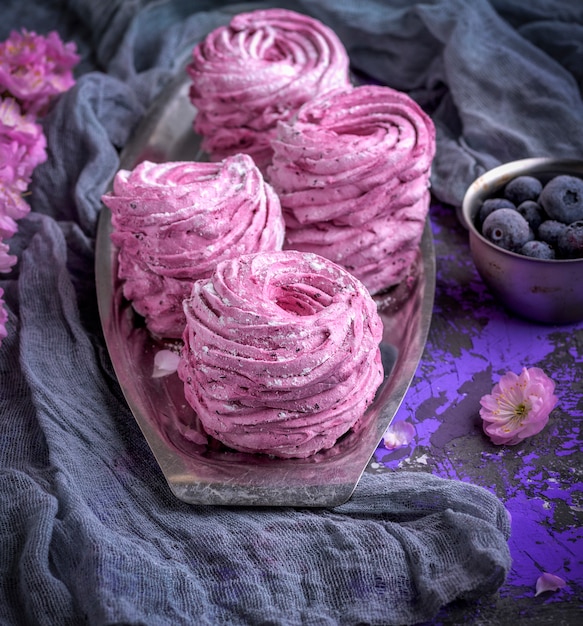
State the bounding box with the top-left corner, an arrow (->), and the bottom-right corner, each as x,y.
475,174 -> 583,259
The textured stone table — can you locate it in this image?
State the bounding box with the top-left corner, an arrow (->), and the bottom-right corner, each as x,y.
368,202 -> 583,625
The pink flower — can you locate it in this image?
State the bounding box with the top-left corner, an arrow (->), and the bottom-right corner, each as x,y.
383,420 -> 416,450
0,29 -> 79,116
535,572 -> 566,596
0,97 -> 47,222
480,367 -> 558,445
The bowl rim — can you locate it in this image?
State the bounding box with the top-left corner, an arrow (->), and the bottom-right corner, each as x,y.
461,157 -> 583,264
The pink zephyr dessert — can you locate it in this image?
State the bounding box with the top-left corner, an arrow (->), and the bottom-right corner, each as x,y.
177,250 -> 384,459
102,154 -> 284,339
267,84 -> 436,294
187,8 -> 351,171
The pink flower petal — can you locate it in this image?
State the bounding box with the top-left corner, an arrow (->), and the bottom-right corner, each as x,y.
383,420 -> 415,450
0,214 -> 18,239
181,429 -> 208,446
535,572 -> 566,596
152,349 -> 180,378
0,240 -> 17,273
0,286 -> 7,345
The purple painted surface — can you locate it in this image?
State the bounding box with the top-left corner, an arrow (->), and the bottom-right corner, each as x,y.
369,202 -> 583,623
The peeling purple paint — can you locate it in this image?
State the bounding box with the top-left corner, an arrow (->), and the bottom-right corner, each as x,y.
371,203 -> 583,620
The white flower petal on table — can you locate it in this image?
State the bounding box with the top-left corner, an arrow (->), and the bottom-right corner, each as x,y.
535,572 -> 566,596
383,420 -> 415,450
152,349 -> 180,378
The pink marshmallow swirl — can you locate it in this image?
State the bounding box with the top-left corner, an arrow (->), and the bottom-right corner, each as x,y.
177,250 -> 384,459
187,8 -> 351,171
102,154 -> 284,339
267,84 -> 436,294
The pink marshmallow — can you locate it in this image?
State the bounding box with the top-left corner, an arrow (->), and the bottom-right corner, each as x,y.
187,8 -> 351,171
102,154 -> 285,338
267,84 -> 436,294
177,249 -> 384,458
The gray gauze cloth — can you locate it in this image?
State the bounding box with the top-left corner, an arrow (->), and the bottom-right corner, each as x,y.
5,0 -> 583,623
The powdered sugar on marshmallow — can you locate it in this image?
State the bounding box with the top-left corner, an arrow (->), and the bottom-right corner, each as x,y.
177,250 -> 383,458
267,84 -> 436,294
187,8 -> 351,171
102,154 -> 284,338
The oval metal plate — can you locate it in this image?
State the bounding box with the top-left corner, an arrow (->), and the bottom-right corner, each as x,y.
95,65 -> 436,507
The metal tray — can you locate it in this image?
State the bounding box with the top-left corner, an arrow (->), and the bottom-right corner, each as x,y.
95,66 -> 435,507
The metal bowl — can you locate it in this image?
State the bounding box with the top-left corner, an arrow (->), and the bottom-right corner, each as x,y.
461,157 -> 583,325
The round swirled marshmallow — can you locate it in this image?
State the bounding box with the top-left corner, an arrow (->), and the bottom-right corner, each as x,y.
187,8 -> 351,171
102,154 -> 285,338
267,84 -> 436,294
177,249 -> 384,459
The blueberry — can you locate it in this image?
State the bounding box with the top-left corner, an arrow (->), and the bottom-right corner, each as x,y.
539,175 -> 583,224
481,208 -> 533,251
477,197 -> 515,228
538,220 -> 568,248
504,175 -> 543,205
519,240 -> 555,259
516,200 -> 546,231
557,220 -> 583,259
